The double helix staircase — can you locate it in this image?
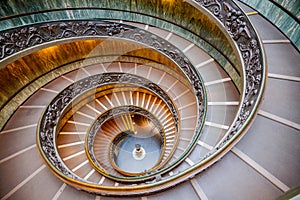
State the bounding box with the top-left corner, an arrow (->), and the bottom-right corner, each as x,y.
0,0 -> 299,199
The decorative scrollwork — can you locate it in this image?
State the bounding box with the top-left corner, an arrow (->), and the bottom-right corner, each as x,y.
194,0 -> 264,149
87,105 -> 168,178
196,0 -> 222,19
0,21 -> 130,59
39,72 -> 200,181
1,20 -> 205,133
4,0 -> 265,193
223,2 -> 251,40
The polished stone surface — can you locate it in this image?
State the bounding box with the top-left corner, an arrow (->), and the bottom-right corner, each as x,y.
0,1 -> 298,199
237,115 -> 300,187
264,43 -> 300,77
0,0 -> 239,74
196,152 -> 282,200
261,78 -> 300,124
239,0 -> 300,50
272,0 -> 300,20
0,40 -> 185,129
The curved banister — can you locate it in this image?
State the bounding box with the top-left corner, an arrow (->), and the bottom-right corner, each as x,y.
1,0 -> 266,196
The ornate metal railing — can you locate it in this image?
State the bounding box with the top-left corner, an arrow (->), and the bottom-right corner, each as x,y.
189,0 -> 266,151
0,20 -> 206,129
87,105 -> 168,178
1,0 -> 266,196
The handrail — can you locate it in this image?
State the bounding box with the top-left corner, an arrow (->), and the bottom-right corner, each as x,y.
89,106 -> 167,177
38,0 -> 266,193
84,94 -> 179,181
0,6 -> 239,75
7,0 -> 265,196
187,0 -> 266,151
0,7 -> 241,94
39,71 -> 204,182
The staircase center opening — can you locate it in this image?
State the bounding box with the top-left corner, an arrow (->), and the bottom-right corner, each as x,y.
110,113 -> 164,175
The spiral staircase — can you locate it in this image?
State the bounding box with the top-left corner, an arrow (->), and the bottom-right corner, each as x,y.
0,0 -> 299,199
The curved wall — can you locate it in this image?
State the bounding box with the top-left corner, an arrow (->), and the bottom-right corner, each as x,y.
0,0 -> 245,131
239,0 -> 300,50
0,0 -> 239,68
